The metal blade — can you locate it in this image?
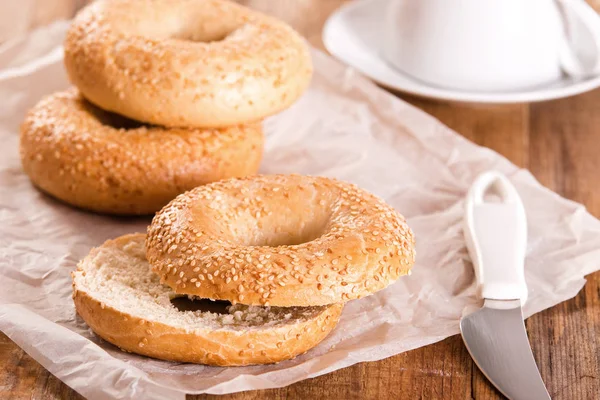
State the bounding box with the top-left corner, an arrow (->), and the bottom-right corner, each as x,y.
460,302 -> 551,400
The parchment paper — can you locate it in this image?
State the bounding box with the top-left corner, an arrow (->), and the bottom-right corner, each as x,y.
1,22 -> 599,400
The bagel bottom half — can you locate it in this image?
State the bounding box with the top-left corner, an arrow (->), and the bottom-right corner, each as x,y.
72,234 -> 342,366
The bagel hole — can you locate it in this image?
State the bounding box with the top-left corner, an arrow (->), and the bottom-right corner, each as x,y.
170,296 -> 231,314
83,99 -> 150,130
169,23 -> 241,43
200,186 -> 334,248
246,218 -> 330,247
172,30 -> 231,43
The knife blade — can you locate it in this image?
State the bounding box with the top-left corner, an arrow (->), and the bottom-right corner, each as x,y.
461,171 -> 551,400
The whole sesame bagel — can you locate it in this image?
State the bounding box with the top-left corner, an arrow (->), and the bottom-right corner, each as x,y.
73,234 -> 342,366
20,89 -> 263,215
146,174 -> 416,307
64,0 -> 313,128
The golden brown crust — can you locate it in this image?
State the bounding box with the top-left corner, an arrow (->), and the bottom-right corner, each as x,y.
19,89 -> 263,215
72,234 -> 343,366
64,0 -> 313,128
146,175 -> 416,307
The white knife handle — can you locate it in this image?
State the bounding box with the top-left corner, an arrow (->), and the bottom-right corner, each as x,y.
464,171 -> 528,304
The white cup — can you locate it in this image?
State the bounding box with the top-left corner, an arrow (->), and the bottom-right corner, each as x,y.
382,0 -> 600,91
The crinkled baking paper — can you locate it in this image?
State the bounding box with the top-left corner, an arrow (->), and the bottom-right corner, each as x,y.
1,22 -> 599,400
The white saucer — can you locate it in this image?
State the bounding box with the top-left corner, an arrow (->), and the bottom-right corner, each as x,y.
323,0 -> 600,103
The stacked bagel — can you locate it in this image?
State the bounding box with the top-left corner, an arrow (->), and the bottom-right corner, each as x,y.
20,0 -> 312,215
20,0 -> 417,366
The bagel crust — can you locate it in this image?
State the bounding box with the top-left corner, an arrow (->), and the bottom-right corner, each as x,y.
146,175 -> 416,307
19,89 -> 263,215
64,0 -> 313,128
72,234 -> 342,366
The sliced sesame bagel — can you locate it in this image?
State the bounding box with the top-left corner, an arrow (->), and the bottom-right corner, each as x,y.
64,0 -> 313,128
146,174 -> 416,307
19,89 -> 263,215
72,234 -> 342,366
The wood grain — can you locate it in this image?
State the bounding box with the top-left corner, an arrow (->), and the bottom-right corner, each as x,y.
1,1 -> 599,399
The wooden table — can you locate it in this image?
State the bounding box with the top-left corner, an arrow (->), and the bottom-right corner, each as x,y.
1,1 -> 599,399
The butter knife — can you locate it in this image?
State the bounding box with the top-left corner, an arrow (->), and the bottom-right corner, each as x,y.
461,171 -> 551,400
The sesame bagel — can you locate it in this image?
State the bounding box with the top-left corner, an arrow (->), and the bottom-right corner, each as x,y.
73,234 -> 342,366
146,174 -> 416,307
64,0 -> 313,128
19,89 -> 263,215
